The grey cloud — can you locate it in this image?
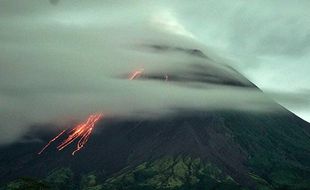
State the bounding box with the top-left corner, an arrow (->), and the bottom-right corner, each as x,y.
0,0 -> 309,145
0,21 -> 275,145
49,0 -> 59,6
169,0 -> 310,57
159,0 -> 310,122
266,90 -> 310,109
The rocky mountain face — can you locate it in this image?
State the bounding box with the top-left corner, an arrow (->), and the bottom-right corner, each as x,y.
0,46 -> 310,190
1,109 -> 309,190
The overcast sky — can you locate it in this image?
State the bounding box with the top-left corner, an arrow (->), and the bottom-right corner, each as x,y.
0,0 -> 309,144
167,0 -> 310,122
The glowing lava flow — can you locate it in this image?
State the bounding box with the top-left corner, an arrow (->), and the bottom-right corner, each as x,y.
129,69 -> 169,82
129,69 -> 144,80
38,113 -> 104,155
38,130 -> 66,155
38,69 -> 167,156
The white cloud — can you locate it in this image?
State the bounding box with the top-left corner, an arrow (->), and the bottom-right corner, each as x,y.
0,0 -> 309,145
151,9 -> 195,39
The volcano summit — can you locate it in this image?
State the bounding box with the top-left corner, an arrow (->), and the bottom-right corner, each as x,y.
0,46 -> 310,190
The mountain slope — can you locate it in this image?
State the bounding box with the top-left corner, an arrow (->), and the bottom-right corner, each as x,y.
1,109 -> 310,189
0,46 -> 310,190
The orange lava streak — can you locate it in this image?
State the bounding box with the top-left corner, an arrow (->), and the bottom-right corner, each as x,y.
58,114 -> 103,155
38,113 -> 103,155
38,69 -> 168,156
129,69 -> 144,80
38,130 -> 66,155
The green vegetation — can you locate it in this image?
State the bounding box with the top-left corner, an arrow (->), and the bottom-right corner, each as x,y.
80,173 -> 103,190
222,112 -> 310,189
103,157 -> 242,190
1,157 -> 245,190
1,177 -> 50,190
2,154 -> 309,190
1,168 -> 74,190
45,168 -> 74,190
3,155 -> 309,190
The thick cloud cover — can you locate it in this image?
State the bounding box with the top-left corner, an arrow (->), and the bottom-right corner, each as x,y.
165,0 -> 310,121
0,0 -> 309,144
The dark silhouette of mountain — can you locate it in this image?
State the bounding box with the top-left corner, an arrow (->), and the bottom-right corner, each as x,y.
1,46 -> 310,190
145,44 -> 209,59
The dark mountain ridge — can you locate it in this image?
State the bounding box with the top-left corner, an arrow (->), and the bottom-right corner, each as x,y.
0,46 -> 310,189
1,109 -> 310,189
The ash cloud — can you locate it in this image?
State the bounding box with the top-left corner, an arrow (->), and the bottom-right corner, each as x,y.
0,0 -> 307,144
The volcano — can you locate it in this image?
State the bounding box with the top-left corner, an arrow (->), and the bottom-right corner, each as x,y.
0,46 -> 310,190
